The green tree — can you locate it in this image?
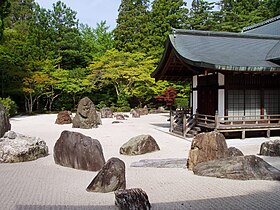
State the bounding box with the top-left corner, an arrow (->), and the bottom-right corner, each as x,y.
187,0 -> 218,31
80,21 -> 114,62
218,0 -> 272,32
0,0 -> 10,41
89,49 -> 159,108
114,0 -> 150,53
149,0 -> 189,58
49,1 -> 83,69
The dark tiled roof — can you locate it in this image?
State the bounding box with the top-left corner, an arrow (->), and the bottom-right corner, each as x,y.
243,15 -> 280,36
169,29 -> 280,72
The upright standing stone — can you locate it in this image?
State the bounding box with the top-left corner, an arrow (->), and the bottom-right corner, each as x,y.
0,103 -> 11,138
187,131 -> 228,170
72,97 -> 101,129
54,130 -> 105,171
86,157 -> 126,193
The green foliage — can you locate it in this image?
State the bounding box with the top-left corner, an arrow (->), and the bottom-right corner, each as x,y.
0,0 -> 10,41
0,0 -> 278,113
80,21 -> 114,62
174,98 -> 189,109
89,49 -> 159,108
149,0 -> 189,58
0,97 -> 18,116
218,0 -> 272,32
114,0 -> 150,53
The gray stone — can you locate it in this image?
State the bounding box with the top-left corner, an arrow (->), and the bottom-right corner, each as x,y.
131,109 -> 140,118
187,131 -> 228,170
259,140 -> 280,156
0,131 -> 48,163
131,158 -> 187,168
100,107 -> 113,118
54,130 -> 105,171
115,188 -> 151,210
228,147 -> 244,157
55,111 -> 72,124
120,134 -> 160,156
72,97 -> 101,129
0,103 -> 11,138
86,157 -> 126,193
115,114 -> 126,120
193,155 -> 280,181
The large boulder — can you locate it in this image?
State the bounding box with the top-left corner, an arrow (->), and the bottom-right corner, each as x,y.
0,131 -> 48,163
54,130 -> 105,171
120,134 -> 160,156
86,157 -> 126,193
193,155 -> 280,181
259,140 -> 280,156
72,97 -> 101,129
100,107 -> 113,118
0,103 -> 11,138
187,131 -> 228,170
55,111 -> 72,124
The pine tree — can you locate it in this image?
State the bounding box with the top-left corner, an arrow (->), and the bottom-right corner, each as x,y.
113,0 -> 150,53
149,0 -> 189,59
187,0 -> 218,31
218,0 -> 271,32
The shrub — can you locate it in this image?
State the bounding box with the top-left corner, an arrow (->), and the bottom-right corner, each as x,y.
0,97 -> 18,117
174,98 -> 189,110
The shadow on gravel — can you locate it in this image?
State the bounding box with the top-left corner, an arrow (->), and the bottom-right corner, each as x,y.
15,186 -> 280,210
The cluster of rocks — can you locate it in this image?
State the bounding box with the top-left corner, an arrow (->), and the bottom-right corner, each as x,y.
130,106 -> 149,118
187,131 -> 280,181
53,131 -> 157,209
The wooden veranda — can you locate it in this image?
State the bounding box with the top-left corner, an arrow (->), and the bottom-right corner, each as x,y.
170,110 -> 280,139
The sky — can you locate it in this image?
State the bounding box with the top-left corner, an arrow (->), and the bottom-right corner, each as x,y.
35,0 -> 197,30
35,0 -> 122,30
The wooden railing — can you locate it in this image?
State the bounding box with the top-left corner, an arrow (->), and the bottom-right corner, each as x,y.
195,112 -> 280,138
170,110 -> 280,139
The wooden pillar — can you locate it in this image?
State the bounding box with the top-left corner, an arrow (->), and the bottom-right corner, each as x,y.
215,110 -> 220,131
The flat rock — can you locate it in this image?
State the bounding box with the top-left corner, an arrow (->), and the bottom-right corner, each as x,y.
120,134 -> 160,156
54,130 -> 105,171
193,155 -> 280,180
86,157 -> 126,193
0,131 -> 48,163
131,158 -> 187,168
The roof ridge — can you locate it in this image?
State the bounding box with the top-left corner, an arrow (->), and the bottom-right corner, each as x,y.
243,15 -> 280,32
172,29 -> 280,40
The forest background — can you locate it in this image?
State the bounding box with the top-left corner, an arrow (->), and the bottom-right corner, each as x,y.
0,0 -> 279,115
